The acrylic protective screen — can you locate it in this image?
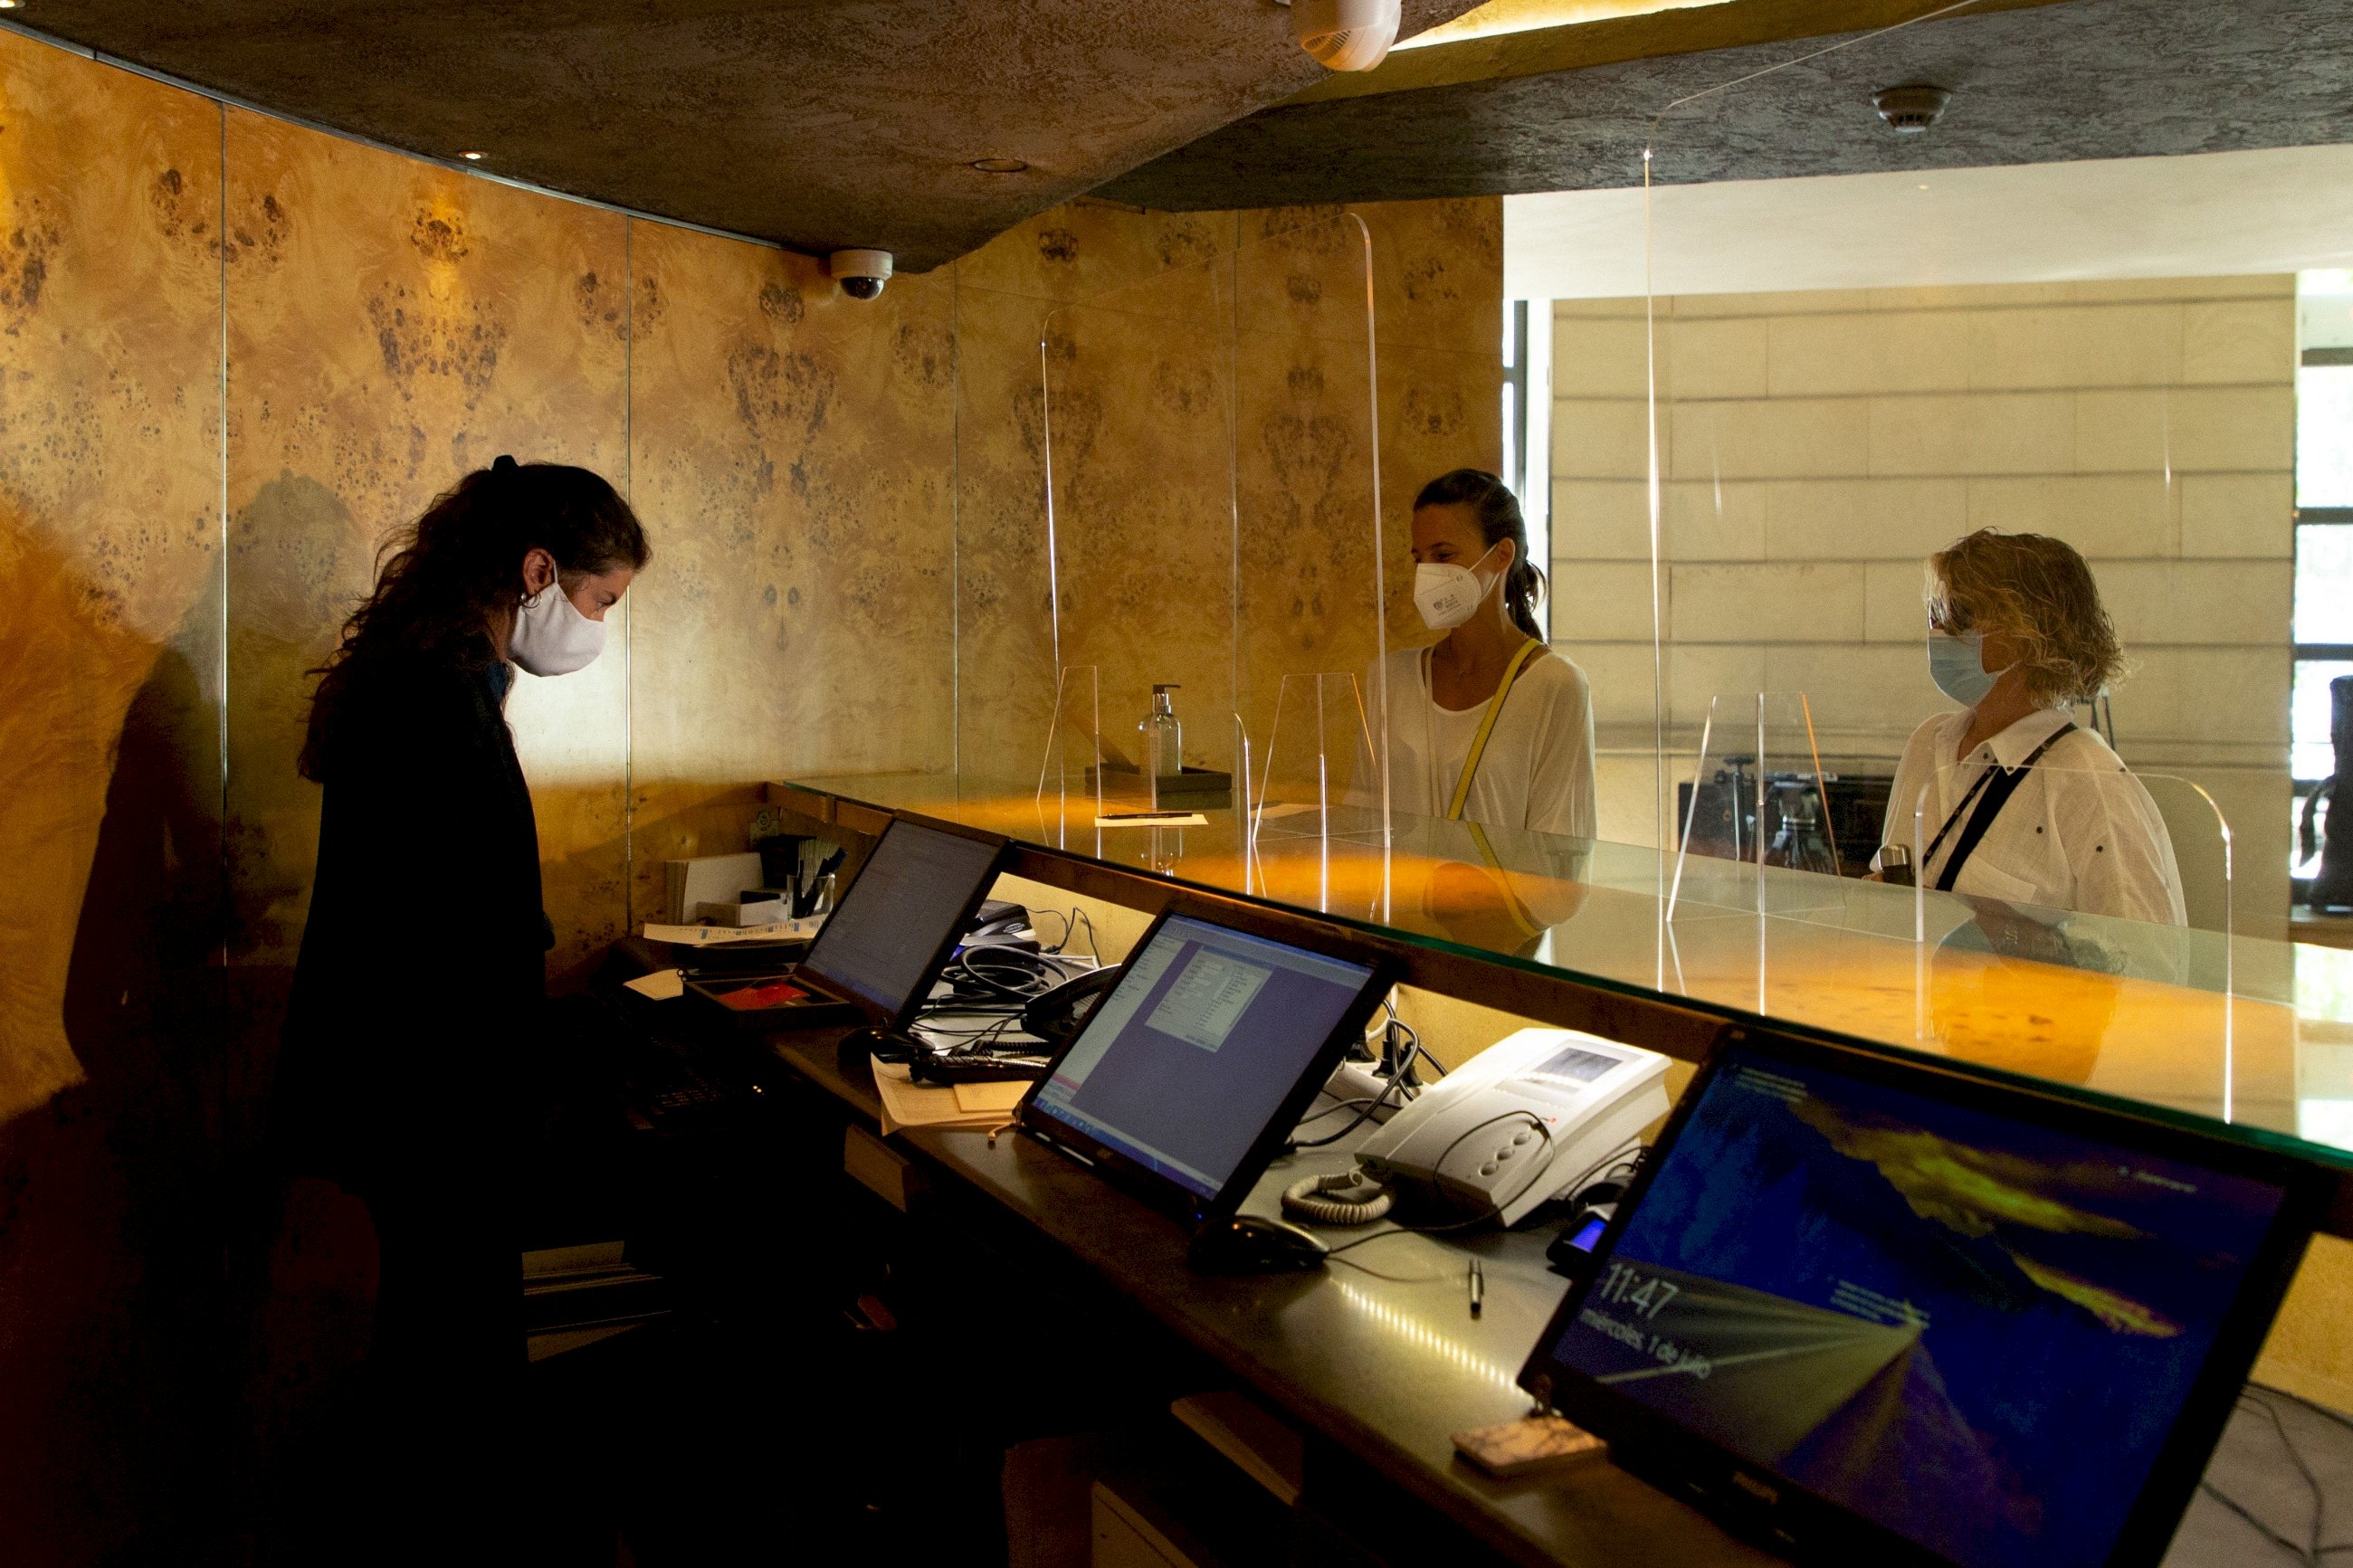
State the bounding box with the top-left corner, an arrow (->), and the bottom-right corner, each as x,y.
1028,915 -> 1379,1201
799,821 -> 999,1020
1538,1042 -> 2289,1568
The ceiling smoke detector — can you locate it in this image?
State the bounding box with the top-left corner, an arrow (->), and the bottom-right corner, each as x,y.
1873,83 -> 1952,133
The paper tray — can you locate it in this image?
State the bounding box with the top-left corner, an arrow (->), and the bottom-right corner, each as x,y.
684,972 -> 862,1030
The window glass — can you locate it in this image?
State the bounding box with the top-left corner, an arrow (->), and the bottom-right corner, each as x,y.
2299,366 -> 2353,508
2294,524 -> 2353,645
2292,660 -> 2353,783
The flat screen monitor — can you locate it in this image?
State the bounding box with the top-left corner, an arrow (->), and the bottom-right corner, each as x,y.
1519,1028 -> 2323,1568
797,817 -> 1004,1029
1018,908 -> 1389,1222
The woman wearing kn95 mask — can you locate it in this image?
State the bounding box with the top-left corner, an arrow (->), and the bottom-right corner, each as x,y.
271,455 -> 646,1554
1374,469 -> 1596,839
1877,527 -> 2184,926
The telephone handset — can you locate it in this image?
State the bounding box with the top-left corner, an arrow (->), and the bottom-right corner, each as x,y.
1020,964 -> 1124,1049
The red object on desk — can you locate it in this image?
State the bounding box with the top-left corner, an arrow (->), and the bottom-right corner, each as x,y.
718,978 -> 809,1011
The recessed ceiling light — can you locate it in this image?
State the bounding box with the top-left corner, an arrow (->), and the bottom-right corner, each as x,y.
460,150 -> 486,162
969,157 -> 1029,174
1916,183 -> 1930,191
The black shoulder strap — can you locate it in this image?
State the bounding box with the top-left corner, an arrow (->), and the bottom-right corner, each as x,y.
1932,723 -> 2076,893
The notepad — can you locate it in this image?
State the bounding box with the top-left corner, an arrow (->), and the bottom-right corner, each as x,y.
871,1060 -> 1014,1136
952,1079 -> 1030,1116
622,967 -> 685,1002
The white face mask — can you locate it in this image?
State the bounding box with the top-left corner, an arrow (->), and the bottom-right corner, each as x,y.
1414,544 -> 1501,632
509,583 -> 605,677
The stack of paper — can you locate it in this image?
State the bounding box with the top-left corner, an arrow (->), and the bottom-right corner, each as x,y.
640,915 -> 824,946
870,1060 -> 1029,1136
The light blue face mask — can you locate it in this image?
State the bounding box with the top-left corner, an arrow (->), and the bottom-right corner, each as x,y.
1928,631 -> 1998,706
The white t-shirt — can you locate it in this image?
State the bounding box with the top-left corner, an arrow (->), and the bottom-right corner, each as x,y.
1878,708 -> 2186,927
1365,644 -> 1597,839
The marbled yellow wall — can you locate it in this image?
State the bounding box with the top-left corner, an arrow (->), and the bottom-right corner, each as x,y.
0,33 -> 227,1562
224,109 -> 631,996
951,197 -> 1505,785
0,24 -> 1512,1561
951,204 -> 1237,781
626,222 -> 957,916
0,41 -> 222,1124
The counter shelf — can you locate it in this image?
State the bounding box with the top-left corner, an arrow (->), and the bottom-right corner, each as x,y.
771,773 -> 2353,1232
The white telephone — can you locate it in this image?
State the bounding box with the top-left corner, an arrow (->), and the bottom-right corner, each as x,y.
1354,1028 -> 1672,1228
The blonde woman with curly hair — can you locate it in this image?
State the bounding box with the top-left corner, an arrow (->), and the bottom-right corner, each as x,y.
1877,528 -> 2186,925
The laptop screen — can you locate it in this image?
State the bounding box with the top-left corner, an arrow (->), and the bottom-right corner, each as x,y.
1027,914 -> 1380,1202
799,820 -> 1001,1023
1529,1039 -> 2295,1568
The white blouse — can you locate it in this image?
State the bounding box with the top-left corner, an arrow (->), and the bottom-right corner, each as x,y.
1366,644 -> 1597,840
1878,708 -> 2186,927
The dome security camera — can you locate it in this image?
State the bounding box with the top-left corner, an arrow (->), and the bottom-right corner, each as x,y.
1291,0 -> 1399,72
829,248 -> 893,300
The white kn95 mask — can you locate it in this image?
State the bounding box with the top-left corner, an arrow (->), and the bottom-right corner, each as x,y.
1414,544 -> 1500,632
510,584 -> 606,677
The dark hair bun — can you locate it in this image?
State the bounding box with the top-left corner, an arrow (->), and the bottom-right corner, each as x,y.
491,454 -> 518,473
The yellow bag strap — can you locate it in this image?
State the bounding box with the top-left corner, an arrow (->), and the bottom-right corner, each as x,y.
1464,821 -> 1544,941
1445,638 -> 1546,821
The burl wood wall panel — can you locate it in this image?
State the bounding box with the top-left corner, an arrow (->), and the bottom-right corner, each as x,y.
0,23 -> 1503,1558
626,222 -> 957,917
224,109 -> 632,995
952,204 -> 1238,781
950,197 -> 1504,784
0,33 -> 227,1562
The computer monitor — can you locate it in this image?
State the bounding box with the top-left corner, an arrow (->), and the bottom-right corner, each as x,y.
1519,1027 -> 2324,1568
1017,908 -> 1391,1223
797,816 -> 1004,1031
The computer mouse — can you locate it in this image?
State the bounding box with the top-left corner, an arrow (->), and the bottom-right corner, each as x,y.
1186,1214 -> 1330,1276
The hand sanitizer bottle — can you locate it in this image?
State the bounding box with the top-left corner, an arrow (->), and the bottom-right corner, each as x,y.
1139,684 -> 1183,809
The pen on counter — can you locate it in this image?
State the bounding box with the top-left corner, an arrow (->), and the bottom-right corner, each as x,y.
1468,1259 -> 1484,1318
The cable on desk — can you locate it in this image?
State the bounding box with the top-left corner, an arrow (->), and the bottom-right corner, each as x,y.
1324,1253 -> 1453,1285
1290,1062 -> 1417,1151
1030,906 -> 1103,962
2196,1383 -> 2353,1563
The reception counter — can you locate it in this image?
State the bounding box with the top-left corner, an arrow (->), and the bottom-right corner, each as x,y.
769,774 -> 2353,1238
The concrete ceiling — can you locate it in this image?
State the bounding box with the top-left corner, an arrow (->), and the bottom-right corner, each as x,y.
5,0 -> 1480,272
1100,0 -> 2353,213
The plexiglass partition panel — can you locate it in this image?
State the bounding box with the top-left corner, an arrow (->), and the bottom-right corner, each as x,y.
1638,4 -> 2278,934
1039,214 -> 1392,870
1257,670 -> 1382,844
1035,663 -> 1106,833
1669,692 -> 1855,925
1039,249 -> 1240,795
1605,1 -> 2320,1145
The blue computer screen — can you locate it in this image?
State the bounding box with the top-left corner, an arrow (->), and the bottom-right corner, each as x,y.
1030,915 -> 1377,1201
1543,1045 -> 2287,1568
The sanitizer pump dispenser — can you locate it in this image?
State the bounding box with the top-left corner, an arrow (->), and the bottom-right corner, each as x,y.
1140,684 -> 1183,808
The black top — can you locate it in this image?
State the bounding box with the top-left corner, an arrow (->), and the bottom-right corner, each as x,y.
274,652 -> 549,1192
